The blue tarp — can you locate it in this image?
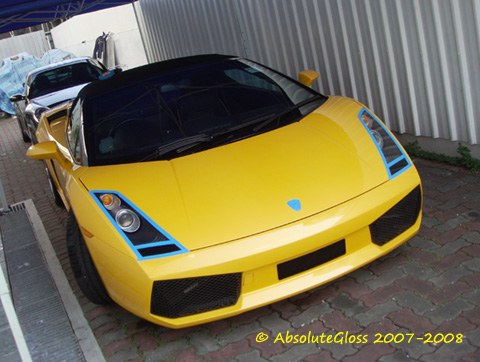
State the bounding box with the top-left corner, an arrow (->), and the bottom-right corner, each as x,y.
41,49 -> 76,64
0,49 -> 75,114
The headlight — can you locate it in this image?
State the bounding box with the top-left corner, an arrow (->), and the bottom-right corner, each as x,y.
91,191 -> 188,260
361,112 -> 384,149
99,193 -> 140,232
100,193 -> 121,210
116,209 -> 141,233
34,107 -> 49,122
358,109 -> 412,179
370,129 -> 384,149
359,109 -> 401,162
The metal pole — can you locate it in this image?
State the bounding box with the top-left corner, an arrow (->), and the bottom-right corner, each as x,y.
0,179 -> 9,213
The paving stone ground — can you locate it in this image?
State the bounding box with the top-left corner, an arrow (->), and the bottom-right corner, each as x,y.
1,114 -> 479,361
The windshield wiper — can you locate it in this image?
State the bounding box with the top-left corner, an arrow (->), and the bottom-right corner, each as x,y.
140,96 -> 324,162
252,95 -> 324,133
211,113 -> 276,138
140,134 -> 212,162
140,114 -> 276,162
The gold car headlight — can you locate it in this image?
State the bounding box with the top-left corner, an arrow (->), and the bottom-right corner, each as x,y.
116,209 -> 141,233
92,191 -> 188,260
99,193 -> 140,233
358,109 -> 412,179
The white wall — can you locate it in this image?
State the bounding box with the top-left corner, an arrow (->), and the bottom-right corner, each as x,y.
0,31 -> 50,61
50,4 -> 147,70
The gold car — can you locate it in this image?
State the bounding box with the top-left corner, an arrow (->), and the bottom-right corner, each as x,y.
28,54 -> 422,328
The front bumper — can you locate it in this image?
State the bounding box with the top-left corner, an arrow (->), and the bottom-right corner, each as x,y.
86,166 -> 421,328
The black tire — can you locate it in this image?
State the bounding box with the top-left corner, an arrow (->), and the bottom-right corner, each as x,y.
17,118 -> 30,142
44,164 -> 64,207
66,210 -> 112,305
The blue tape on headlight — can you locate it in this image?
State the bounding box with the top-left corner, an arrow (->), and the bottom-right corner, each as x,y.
90,190 -> 188,260
358,109 -> 412,179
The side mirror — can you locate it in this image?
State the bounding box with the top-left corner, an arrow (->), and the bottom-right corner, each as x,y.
298,70 -> 319,87
27,141 -> 69,168
9,94 -> 25,102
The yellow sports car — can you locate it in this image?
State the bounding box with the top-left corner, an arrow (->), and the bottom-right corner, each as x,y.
28,54 -> 422,328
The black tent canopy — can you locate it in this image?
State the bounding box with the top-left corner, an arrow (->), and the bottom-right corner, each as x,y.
0,0 -> 134,34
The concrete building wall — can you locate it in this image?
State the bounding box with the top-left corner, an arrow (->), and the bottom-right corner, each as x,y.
50,4 -> 147,70
0,30 -> 50,60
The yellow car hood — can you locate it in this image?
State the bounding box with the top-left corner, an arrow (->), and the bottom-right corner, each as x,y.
80,97 -> 388,251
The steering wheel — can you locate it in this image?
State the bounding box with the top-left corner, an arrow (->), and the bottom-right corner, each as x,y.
108,118 -> 143,138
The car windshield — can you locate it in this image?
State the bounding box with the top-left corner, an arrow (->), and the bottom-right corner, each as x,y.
83,58 -> 326,166
28,62 -> 104,99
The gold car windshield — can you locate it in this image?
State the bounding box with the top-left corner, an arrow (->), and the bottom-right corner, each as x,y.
82,58 -> 325,166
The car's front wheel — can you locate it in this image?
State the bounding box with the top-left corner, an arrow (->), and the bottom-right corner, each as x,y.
17,117 -> 30,142
44,164 -> 63,207
66,210 -> 112,305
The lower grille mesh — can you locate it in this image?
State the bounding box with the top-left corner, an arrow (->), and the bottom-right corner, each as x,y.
370,185 -> 422,246
151,273 -> 241,318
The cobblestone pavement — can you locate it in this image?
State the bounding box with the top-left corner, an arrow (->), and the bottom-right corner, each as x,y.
1,115 -> 479,361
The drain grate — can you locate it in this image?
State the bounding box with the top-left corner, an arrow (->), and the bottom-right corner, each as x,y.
9,203 -> 25,213
0,207 -> 85,361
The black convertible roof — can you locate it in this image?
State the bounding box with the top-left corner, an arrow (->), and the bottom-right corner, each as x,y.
78,54 -> 236,99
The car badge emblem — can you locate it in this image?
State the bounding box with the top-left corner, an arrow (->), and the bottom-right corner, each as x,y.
287,199 -> 302,212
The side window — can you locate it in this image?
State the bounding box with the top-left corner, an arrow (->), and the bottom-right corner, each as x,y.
67,100 -> 83,163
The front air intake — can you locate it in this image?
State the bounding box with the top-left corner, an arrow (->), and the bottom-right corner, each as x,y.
370,186 -> 422,246
151,274 -> 241,318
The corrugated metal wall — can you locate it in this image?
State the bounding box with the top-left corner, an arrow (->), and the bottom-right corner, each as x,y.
0,30 -> 50,60
135,0 -> 480,145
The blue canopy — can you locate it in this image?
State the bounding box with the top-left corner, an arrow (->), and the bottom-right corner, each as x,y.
0,0 -> 134,34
